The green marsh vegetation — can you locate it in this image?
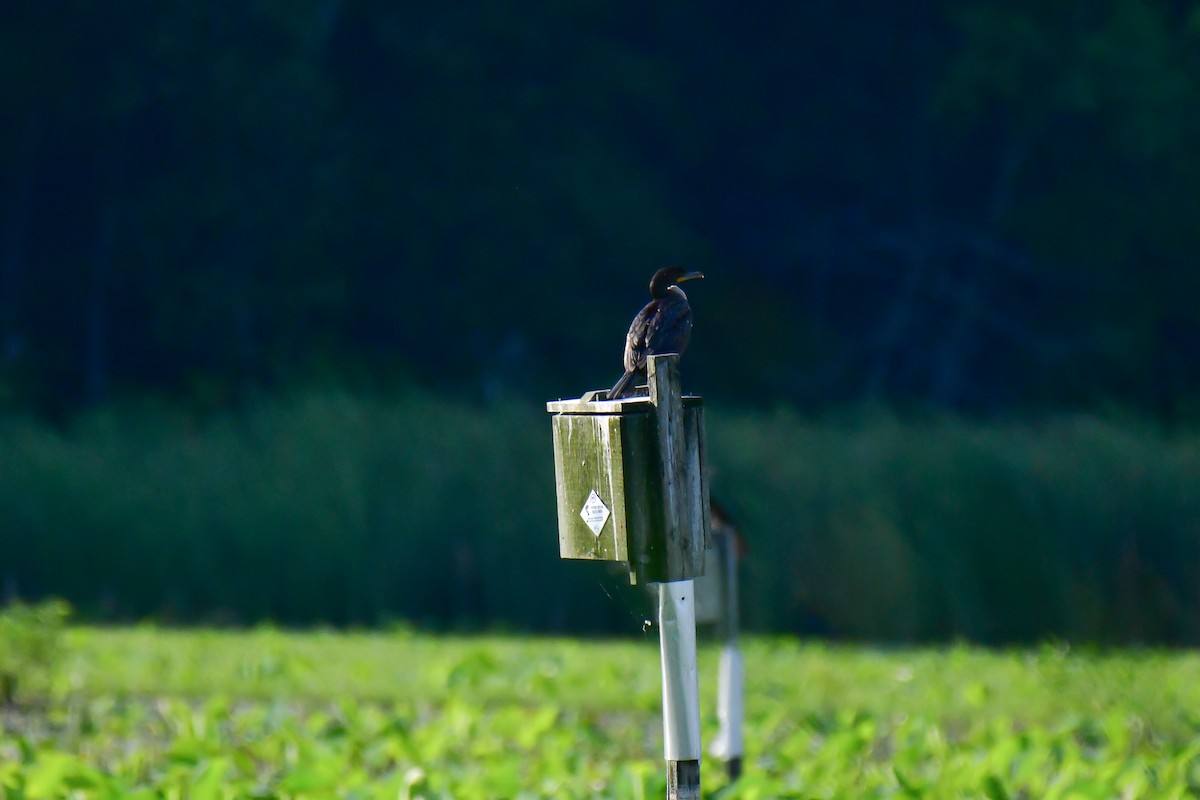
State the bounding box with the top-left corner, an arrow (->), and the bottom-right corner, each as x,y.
2,390 -> 1199,643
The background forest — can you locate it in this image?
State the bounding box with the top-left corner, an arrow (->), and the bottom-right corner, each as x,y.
3,1 -> 1200,643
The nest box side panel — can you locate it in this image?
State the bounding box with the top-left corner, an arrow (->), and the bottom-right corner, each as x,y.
620,411 -> 664,583
551,413 -> 629,562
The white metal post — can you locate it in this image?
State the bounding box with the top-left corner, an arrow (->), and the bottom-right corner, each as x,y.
657,579 -> 701,799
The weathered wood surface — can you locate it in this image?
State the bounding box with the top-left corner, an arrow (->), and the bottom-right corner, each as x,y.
547,355 -> 710,582
550,413 -> 633,562
545,394 -> 703,414
666,759 -> 701,800
648,354 -> 708,581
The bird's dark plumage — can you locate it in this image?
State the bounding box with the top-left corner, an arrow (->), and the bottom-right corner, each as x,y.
609,266 -> 704,399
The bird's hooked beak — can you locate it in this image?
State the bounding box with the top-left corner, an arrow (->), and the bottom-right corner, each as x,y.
675,271 -> 704,283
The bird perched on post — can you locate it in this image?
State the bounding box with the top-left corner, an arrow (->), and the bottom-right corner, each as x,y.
609,266 -> 704,399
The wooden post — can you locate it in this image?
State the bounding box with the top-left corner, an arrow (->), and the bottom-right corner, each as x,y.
667,760 -> 701,800
714,531 -> 744,781
649,354 -> 703,800
694,515 -> 746,782
653,360 -> 710,578
546,353 -> 710,799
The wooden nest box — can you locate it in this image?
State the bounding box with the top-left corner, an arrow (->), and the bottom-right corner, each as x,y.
546,355 -> 711,584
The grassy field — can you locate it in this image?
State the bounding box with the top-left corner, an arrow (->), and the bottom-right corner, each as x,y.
3,628 -> 1200,798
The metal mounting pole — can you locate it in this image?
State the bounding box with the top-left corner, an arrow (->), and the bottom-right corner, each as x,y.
711,531 -> 744,780
657,580 -> 701,799
649,355 -> 703,800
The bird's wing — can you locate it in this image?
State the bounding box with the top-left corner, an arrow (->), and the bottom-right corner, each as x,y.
622,295 -> 694,374
623,300 -> 657,373
644,299 -> 692,356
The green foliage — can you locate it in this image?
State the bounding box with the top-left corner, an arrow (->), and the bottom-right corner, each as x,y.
5,628 -> 1200,797
0,599 -> 70,705
0,391 -> 574,630
712,408 -> 1200,642
3,393 -> 1200,642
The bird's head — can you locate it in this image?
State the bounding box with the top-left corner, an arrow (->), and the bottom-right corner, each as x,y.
649,266 -> 704,298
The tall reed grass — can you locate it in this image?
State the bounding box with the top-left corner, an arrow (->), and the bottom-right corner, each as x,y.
712,408 -> 1200,643
2,393 -> 1197,642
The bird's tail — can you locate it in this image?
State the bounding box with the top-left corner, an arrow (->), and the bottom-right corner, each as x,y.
609,370 -> 636,400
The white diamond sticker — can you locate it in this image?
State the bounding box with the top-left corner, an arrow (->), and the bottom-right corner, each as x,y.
579,490 -> 611,536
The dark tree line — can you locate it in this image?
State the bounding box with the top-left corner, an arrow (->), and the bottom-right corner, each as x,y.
3,1 -> 1200,417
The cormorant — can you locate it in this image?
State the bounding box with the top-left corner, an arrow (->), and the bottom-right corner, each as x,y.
609,266 -> 704,399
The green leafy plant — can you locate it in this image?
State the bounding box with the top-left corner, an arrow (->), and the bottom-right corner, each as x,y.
0,599 -> 70,705
1,628 -> 1198,797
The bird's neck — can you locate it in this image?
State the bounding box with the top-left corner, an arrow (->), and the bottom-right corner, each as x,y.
666,285 -> 687,301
